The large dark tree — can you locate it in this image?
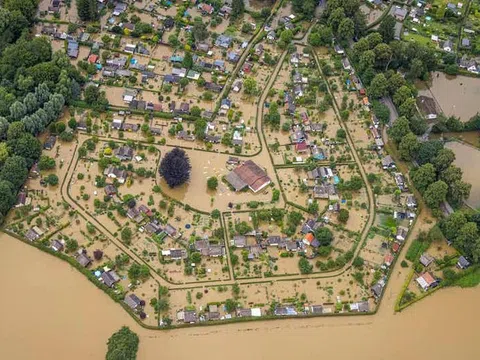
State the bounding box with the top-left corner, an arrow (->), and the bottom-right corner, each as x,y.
159,147 -> 191,188
0,180 -> 15,216
106,326 -> 139,360
378,15 -> 396,43
77,0 -> 98,22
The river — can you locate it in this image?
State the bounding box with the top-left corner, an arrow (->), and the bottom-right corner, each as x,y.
1,233 -> 479,359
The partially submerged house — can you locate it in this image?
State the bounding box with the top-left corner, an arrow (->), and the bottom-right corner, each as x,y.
225,160 -> 271,193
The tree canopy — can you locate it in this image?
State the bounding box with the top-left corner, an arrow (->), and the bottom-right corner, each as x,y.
106,327 -> 139,360
159,148 -> 191,188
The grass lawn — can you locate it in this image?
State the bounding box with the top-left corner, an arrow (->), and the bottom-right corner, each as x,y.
404,33 -> 434,47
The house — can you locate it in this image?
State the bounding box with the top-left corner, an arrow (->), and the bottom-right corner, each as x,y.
113,2 -> 128,16
382,155 -> 395,169
290,130 -> 306,144
199,3 -> 214,15
104,184 -> 117,196
232,80 -> 243,93
443,40 -> 453,52
267,30 -> 276,42
101,270 -> 120,288
394,172 -> 407,191
183,310 -> 197,323
254,43 -> 264,56
162,248 -> 187,260
342,58 -> 352,71
225,160 -> 271,193
51,239 -> 64,252
106,57 -> 127,69
16,192 -> 29,208
48,0 -> 60,13
416,272 -> 439,291
67,40 -> 79,58
406,195 -> 417,208
25,227 -> 41,241
145,221 -> 162,235
205,82 -> 223,92
393,6 -> 408,21
196,43 -> 210,52
88,54 -> 99,64
290,53 -> 300,65
334,44 -> 344,55
215,35 -> 232,49
461,38 -> 471,49
114,146 -> 134,161
457,256 -> 470,269
44,136 -> 57,150
295,141 -> 309,153
111,118 -> 123,130
177,131 -> 196,141
274,306 -> 297,316
205,134 -> 221,143
371,278 -> 386,299
76,252 -> 91,267
164,224 -> 178,238
350,301 -> 369,312
219,5 -> 232,17
396,226 -> 408,242
127,207 -> 143,223
227,51 -> 240,63
303,232 -> 320,248
227,157 -> 240,165
233,235 -> 247,248
124,44 -> 136,54
104,165 -> 127,184
124,294 -> 142,310
171,67 -> 187,78
420,253 -> 434,267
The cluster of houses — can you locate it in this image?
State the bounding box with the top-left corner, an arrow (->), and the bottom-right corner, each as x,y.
231,218 -> 327,256
176,304 -> 261,324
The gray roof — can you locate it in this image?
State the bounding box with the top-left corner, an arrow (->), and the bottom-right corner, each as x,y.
124,293 -> 142,309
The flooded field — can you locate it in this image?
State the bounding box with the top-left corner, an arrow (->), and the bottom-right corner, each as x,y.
1,233 -> 480,359
445,141 -> 480,209
419,72 -> 480,122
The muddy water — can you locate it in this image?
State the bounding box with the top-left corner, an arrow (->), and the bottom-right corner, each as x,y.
419,72 -> 480,122
445,141 -> 480,209
1,232 -> 480,359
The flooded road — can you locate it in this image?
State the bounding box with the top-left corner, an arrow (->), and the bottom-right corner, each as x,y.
1,233 -> 480,359
419,72 -> 480,122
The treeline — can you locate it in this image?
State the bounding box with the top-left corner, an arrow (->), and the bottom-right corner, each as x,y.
0,0 -> 84,222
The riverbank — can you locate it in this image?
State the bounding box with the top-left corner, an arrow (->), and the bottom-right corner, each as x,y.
1,233 -> 479,359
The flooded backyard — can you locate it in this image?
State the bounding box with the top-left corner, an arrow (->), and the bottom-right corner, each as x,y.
419,72 -> 480,122
1,232 -> 480,359
445,141 -> 480,209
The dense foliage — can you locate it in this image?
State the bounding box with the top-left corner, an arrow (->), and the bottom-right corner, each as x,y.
159,148 -> 191,188
106,326 -> 139,360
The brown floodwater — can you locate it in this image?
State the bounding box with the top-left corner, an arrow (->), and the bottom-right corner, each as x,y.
1,233 -> 480,359
445,141 -> 480,209
419,72 -> 480,122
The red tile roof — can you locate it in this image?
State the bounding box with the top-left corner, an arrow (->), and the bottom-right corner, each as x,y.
88,54 -> 99,64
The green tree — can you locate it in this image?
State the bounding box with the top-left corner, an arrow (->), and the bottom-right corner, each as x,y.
411,163 -> 436,193
128,263 -> 150,282
121,227 -> 133,245
388,116 -> 410,143
45,174 -> 59,186
368,73 -> 388,99
299,257 -> 313,274
243,77 -> 257,95
424,181 -> 448,209
338,209 -> 349,223
393,86 -> 413,107
337,18 -> 354,42
0,155 -> 27,189
77,0 -> 98,22
399,132 -> 419,161
0,180 -> 15,216
225,298 -> 237,313
106,327 -> 139,360
207,176 -> 218,190
378,15 -> 396,43
231,0 -> 245,19
433,148 -> 455,173
182,52 -> 193,69
314,227 -> 334,246
448,181 -> 472,207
